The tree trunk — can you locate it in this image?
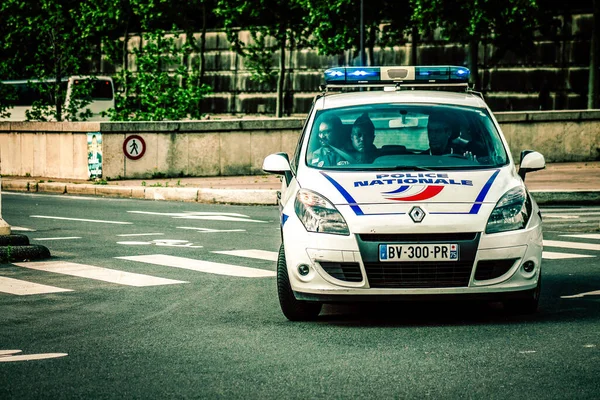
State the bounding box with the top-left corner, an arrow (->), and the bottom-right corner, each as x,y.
411,25 -> 418,65
468,38 -> 480,90
276,27 -> 286,118
199,3 -> 207,85
122,18 -> 130,97
588,0 -> 600,109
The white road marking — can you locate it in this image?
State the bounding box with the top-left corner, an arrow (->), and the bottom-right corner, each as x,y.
178,227 -> 246,233
128,211 -> 250,217
543,240 -> 600,251
543,215 -> 579,219
213,249 -> 278,262
33,237 -> 82,241
173,215 -> 267,223
542,251 -> 595,260
117,254 -> 275,278
0,352 -> 68,362
30,215 -> 132,225
562,234 -> 600,240
561,290 -> 600,299
13,261 -> 187,287
583,344 -> 597,348
0,276 -> 72,295
518,350 -> 536,354
117,233 -> 165,237
117,239 -> 203,248
0,350 -> 22,356
11,226 -> 36,232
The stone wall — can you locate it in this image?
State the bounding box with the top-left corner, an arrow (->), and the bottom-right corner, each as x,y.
0,111 -> 598,180
101,13 -> 595,115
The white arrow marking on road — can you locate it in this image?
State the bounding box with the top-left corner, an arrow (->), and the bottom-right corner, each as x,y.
127,210 -> 267,223
543,240 -> 600,251
117,254 -> 275,278
0,350 -> 68,362
33,237 -> 82,241
177,227 -> 246,233
213,250 -> 278,262
542,251 -> 595,260
562,234 -> 600,240
117,239 -> 203,248
561,290 -> 600,299
0,277 -> 72,295
30,215 -> 132,224
14,261 -> 187,287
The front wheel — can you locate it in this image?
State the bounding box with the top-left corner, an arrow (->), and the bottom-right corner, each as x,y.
277,244 -> 322,321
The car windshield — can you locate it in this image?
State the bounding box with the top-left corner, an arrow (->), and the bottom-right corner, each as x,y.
305,104 -> 508,170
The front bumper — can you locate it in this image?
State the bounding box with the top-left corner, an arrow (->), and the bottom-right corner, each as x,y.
283,212 -> 543,302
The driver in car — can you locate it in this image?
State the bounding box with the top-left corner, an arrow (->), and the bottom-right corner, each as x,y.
425,113 -> 476,160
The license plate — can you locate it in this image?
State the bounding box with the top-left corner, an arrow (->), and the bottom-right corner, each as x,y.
379,243 -> 458,262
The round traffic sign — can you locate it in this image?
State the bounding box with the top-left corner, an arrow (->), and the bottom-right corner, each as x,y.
123,135 -> 146,160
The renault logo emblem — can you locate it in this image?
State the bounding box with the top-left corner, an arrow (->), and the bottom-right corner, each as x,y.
409,206 -> 426,223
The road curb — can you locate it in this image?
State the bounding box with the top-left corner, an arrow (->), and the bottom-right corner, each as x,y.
2,180 -> 598,206
0,234 -> 51,263
530,190 -> 600,205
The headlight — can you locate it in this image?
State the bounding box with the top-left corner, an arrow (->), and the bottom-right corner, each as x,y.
294,189 -> 349,235
485,186 -> 532,234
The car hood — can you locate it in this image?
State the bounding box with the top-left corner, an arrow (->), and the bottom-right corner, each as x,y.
297,166 -> 519,212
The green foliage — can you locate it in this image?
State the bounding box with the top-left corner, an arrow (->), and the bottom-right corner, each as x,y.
106,30 -> 211,121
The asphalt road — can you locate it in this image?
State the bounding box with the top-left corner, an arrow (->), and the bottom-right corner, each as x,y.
1,193 -> 599,399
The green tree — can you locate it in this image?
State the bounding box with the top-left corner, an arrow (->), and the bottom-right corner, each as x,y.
0,0 -> 101,120
216,0 -> 309,117
411,0 -> 539,90
106,30 -> 211,121
301,0 -> 413,65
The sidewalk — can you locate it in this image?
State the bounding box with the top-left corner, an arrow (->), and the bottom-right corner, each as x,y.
2,162 -> 600,205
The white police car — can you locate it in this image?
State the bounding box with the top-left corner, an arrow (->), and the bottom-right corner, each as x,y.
263,66 -> 546,321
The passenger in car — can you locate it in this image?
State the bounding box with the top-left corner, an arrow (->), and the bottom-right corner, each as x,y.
348,113 -> 379,163
309,115 -> 352,167
425,113 -> 478,160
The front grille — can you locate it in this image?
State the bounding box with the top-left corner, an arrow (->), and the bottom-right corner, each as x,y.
475,259 -> 518,281
320,262 -> 363,282
359,233 -> 478,242
364,261 -> 473,288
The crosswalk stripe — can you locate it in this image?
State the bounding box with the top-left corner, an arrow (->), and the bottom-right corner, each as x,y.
543,240 -> 600,251
13,261 -> 187,287
542,251 -> 595,260
212,249 -> 278,262
561,234 -> 600,240
116,254 -> 275,278
0,276 -> 72,295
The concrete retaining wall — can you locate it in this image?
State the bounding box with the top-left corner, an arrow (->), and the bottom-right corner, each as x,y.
0,110 -> 598,180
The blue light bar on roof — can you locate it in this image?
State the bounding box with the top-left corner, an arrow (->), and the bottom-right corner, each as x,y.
324,66 -> 470,84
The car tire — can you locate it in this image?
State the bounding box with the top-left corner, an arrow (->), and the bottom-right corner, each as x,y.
277,244 -> 322,321
503,272 -> 541,315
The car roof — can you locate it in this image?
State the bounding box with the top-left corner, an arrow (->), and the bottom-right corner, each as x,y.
314,89 -> 488,110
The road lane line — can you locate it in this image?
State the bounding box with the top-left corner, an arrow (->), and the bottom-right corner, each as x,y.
116,254 -> 275,278
128,211 -> 250,217
0,350 -> 22,356
117,233 -> 165,237
543,240 -> 600,251
0,277 -> 72,295
562,234 -> 600,240
213,250 -> 278,262
542,251 -> 595,260
178,227 -> 246,233
561,290 -> 600,299
33,237 -> 82,241
0,353 -> 68,362
172,215 -> 267,223
30,216 -> 132,224
13,261 -> 187,287
11,227 -> 36,232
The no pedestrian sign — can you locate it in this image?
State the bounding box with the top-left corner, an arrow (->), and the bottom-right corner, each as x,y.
123,135 -> 146,160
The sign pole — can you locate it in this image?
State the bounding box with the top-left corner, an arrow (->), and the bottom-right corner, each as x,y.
0,155 -> 11,235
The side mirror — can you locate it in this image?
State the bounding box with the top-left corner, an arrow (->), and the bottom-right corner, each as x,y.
263,153 -> 292,184
518,150 -> 545,181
